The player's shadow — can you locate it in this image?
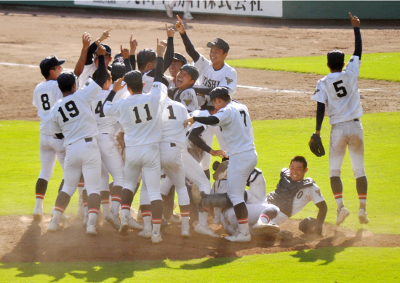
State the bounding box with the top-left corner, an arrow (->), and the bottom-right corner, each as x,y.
290,229 -> 364,265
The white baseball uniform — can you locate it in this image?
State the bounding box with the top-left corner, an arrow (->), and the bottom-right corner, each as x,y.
49,78 -> 102,197
312,55 -> 365,178
77,63 -> 96,89
91,85 -> 129,191
103,81 -> 168,202
171,87 -> 199,113
33,80 -> 66,182
212,101 -> 257,206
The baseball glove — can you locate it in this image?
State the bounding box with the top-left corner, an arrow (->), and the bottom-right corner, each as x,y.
299,217 -> 322,235
309,133 -> 325,157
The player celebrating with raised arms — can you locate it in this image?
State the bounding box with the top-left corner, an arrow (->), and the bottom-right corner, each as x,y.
309,13 -> 369,226
47,43 -> 108,236
185,87 -> 257,242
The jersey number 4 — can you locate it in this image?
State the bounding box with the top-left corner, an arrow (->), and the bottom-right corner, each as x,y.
58,101 -> 80,123
333,80 -> 348,98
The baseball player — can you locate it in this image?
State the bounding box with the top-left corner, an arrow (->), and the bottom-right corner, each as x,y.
103,38 -> 167,244
166,52 -> 187,89
309,13 -> 368,225
165,0 -> 194,20
185,87 -> 257,242
32,55 -> 66,221
170,64 -> 199,113
218,156 -> 327,237
47,43 -> 108,235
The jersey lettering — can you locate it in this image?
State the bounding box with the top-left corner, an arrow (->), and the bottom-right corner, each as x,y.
203,76 -> 220,89
94,101 -> 105,118
58,101 -> 80,123
333,80 -> 348,98
132,103 -> 153,124
40,94 -> 51,111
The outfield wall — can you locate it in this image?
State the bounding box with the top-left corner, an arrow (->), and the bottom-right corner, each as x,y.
1,1 -> 400,20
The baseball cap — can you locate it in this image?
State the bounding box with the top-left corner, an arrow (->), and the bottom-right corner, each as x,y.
113,53 -> 124,64
209,87 -> 230,101
124,70 -> 142,87
137,49 -> 156,68
206,38 -> 230,53
40,55 -> 65,73
57,71 -> 76,89
95,43 -> 112,56
173,53 -> 187,65
180,64 -> 199,82
111,62 -> 126,80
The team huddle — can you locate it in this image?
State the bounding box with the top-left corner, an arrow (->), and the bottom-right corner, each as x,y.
32,13 -> 369,244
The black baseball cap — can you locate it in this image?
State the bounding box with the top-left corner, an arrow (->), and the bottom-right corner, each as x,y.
206,38 -> 230,53
180,64 -> 199,82
40,55 -> 65,73
327,49 -> 345,70
113,53 -> 124,64
57,71 -> 76,89
209,87 -> 230,101
95,43 -> 112,56
137,49 -> 156,67
173,53 -> 187,65
124,70 -> 142,87
111,62 -> 126,80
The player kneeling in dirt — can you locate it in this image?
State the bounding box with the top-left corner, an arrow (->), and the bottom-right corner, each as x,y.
194,156 -> 328,237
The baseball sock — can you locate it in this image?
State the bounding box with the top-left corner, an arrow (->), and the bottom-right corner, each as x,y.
198,209 -> 210,227
57,179 -> 64,193
111,185 -> 122,216
87,193 -> 101,226
151,200 -> 163,234
140,205 -> 152,231
53,191 -> 71,224
100,191 -> 110,217
258,206 -> 279,224
234,202 -> 249,235
121,188 -> 134,219
168,0 -> 178,9
82,189 -> 88,218
356,176 -> 368,211
35,178 -> 48,201
184,0 -> 191,13
330,176 -> 344,209
180,205 -> 190,230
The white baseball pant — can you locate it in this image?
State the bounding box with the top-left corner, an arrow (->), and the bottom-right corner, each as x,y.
38,134 -> 66,181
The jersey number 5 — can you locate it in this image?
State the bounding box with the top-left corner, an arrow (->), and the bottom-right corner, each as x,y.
333,80 -> 348,98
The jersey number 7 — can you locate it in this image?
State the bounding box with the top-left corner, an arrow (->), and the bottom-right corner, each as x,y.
240,110 -> 247,127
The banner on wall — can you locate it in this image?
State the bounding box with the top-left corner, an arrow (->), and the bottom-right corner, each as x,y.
74,1 -> 283,18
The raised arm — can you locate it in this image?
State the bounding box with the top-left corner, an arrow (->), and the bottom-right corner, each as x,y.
94,43 -> 107,88
164,23 -> 175,72
121,45 -> 132,72
175,15 -> 200,62
154,38 -> 166,83
73,32 -> 92,77
350,12 -> 362,59
129,35 -> 137,70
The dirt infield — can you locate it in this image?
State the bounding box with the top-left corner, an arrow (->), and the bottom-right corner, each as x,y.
0,6 -> 399,263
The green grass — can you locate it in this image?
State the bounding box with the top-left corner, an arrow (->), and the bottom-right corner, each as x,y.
1,113 -> 399,233
226,52 -> 400,82
1,247 -> 399,282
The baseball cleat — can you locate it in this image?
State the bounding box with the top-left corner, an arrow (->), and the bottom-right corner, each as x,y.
127,218 -> 143,230
183,12 -> 193,20
118,217 -> 129,236
47,221 -> 60,232
358,209 -> 369,224
336,207 -> 350,226
213,160 -> 229,180
252,222 -> 280,236
105,213 -> 120,230
33,206 -> 43,222
181,225 -> 191,238
86,224 -> 97,236
191,184 -> 203,205
194,223 -> 219,238
138,229 -> 152,239
165,3 -> 173,18
151,232 -> 163,244
82,215 -> 88,228
225,231 -> 251,242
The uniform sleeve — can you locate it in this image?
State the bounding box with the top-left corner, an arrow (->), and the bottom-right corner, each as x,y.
194,54 -> 210,77
212,107 -> 231,126
79,78 -> 102,102
344,55 -> 361,77
311,80 -> 328,104
103,99 -> 121,117
150,81 -> 168,104
218,69 -> 237,95
309,184 -> 325,205
180,89 -> 199,112
49,109 -> 62,134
